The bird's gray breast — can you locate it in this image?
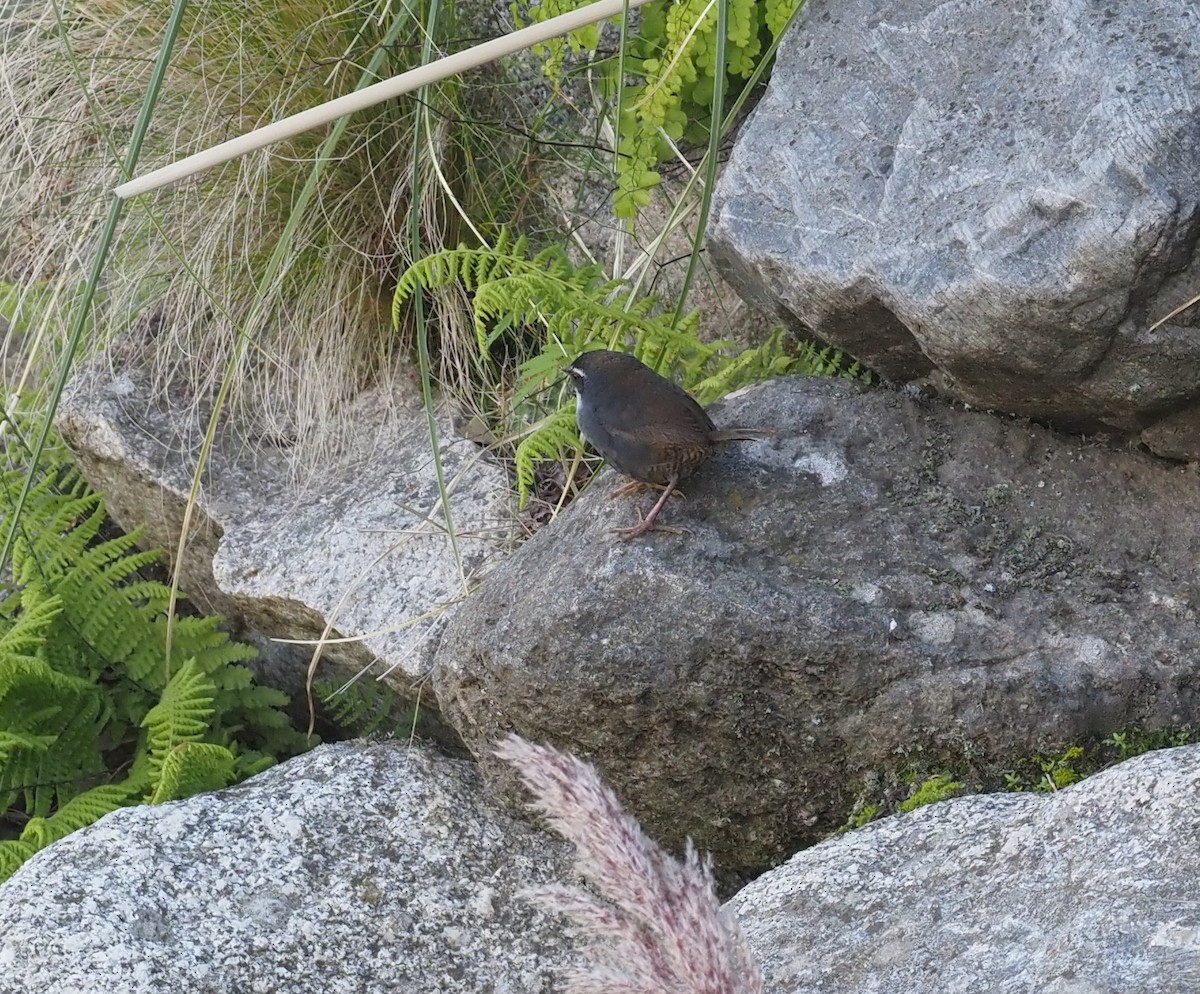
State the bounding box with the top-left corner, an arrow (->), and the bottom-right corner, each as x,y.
575,394 -> 655,479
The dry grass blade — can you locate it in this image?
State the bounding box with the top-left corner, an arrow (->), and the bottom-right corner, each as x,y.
1146,292 -> 1200,333
0,0 -> 528,462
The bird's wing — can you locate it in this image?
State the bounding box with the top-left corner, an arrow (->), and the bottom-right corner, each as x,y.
602,363 -> 717,436
591,405 -> 713,483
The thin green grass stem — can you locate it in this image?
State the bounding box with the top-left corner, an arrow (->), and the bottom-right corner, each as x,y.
163,2 -> 420,671
0,0 -> 192,574
406,0 -> 467,594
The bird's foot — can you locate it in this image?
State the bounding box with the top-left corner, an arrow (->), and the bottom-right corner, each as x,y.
610,519 -> 685,540
608,480 -> 686,501
610,506 -> 685,540
610,473 -> 684,539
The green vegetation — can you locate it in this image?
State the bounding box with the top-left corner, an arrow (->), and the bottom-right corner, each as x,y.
898,772 -> 965,813
516,0 -> 805,217
0,0 -> 828,872
1001,731 -> 1196,793
395,232 -> 861,503
845,728 -> 1199,832
315,677 -> 418,740
846,802 -> 880,830
0,443 -> 307,883
1,0 -> 835,540
0,0 -> 534,455
1002,745 -> 1086,793
1104,727 -> 1194,761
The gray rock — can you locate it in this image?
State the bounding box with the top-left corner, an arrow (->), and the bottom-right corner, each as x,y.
433,375 -> 1200,873
57,362 -> 515,700
710,0 -> 1200,457
737,744 -> 1200,994
0,742 -> 574,993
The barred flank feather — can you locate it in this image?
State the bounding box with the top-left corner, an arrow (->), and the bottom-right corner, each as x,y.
495,734 -> 764,994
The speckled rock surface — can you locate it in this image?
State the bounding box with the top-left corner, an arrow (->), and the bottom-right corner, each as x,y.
57,362 -> 514,700
738,745 -> 1200,994
0,743 -> 574,994
711,0 -> 1200,457
434,375 -> 1200,873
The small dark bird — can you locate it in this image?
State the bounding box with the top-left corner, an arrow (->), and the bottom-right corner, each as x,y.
564,349 -> 773,539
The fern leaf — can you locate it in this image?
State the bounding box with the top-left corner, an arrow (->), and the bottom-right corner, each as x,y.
149,741 -> 236,804
511,351 -> 574,411
394,228 -> 814,505
691,341 -> 790,403
0,586 -> 63,659
0,435 -> 305,883
231,749 -> 277,779
0,730 -> 57,755
141,658 -> 217,779
316,677 -> 414,738
171,614 -> 259,671
18,783 -> 133,849
0,656 -> 107,815
514,406 -> 584,505
10,485 -> 103,585
393,238 -> 534,313
0,841 -> 38,884
792,340 -> 868,380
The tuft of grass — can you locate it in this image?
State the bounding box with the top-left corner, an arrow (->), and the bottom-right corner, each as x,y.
1103,727 -> 1194,761
898,772 -> 965,813
0,0 -> 539,457
841,727 -> 1200,834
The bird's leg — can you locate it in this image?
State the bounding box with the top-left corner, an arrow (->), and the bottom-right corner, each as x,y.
609,479 -> 686,501
611,473 -> 684,539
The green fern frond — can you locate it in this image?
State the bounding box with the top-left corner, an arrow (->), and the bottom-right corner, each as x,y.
316,677 -> 415,738
395,230 -> 820,506
0,841 -> 38,882
148,741 -> 237,804
214,683 -> 297,755
472,272 -> 671,357
689,330 -> 794,401
766,0 -> 801,35
4,462 -> 178,685
510,350 -> 575,411
0,440 -> 307,883
4,475 -> 89,579
231,749 -> 279,780
395,238 -> 614,353
510,0 -> 601,78
169,615 -> 260,671
141,658 -> 217,775
393,232 -> 538,311
791,340 -> 870,381
17,783 -> 134,850
0,654 -> 107,816
0,729 -> 58,754
0,584 -> 63,659
514,406 -> 584,505
514,0 -> 804,217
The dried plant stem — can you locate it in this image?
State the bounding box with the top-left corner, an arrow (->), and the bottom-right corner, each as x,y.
115,0 -> 656,199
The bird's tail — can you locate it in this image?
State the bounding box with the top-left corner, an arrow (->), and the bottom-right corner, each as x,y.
710,426 -> 777,442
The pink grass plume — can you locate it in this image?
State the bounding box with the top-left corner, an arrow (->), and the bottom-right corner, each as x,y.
494,734 -> 765,994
